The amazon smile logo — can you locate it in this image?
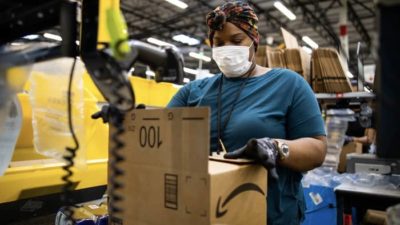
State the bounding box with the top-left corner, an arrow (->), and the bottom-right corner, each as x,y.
216,183 -> 265,218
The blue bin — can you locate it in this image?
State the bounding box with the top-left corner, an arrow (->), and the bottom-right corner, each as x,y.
301,185 -> 337,225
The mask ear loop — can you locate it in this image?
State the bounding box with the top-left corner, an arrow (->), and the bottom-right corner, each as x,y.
235,42 -> 256,78
248,42 -> 256,63
241,42 -> 256,77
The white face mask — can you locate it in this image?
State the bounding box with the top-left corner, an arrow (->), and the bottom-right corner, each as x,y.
212,43 -> 254,78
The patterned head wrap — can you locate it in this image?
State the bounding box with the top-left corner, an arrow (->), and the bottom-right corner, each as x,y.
206,1 -> 259,50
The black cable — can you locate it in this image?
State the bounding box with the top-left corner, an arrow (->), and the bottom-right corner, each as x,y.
108,106 -> 125,225
108,76 -> 135,224
216,73 -> 251,155
61,56 -> 79,223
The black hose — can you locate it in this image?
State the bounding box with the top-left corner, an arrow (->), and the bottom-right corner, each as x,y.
61,57 -> 79,223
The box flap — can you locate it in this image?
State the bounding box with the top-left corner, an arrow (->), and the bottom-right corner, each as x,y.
122,107 -> 209,174
209,153 -> 254,165
114,107 -> 211,225
209,160 -> 241,175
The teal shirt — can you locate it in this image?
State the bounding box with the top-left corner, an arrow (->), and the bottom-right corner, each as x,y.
167,68 -> 326,225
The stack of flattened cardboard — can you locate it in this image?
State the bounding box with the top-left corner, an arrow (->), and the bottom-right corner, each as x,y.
110,107 -> 267,225
281,27 -> 299,49
273,27 -> 311,83
256,45 -> 267,67
299,48 -> 312,83
266,47 -> 286,68
311,48 -> 352,93
284,49 -> 303,75
265,47 -> 311,83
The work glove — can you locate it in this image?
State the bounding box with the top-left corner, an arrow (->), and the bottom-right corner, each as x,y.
91,104 -> 111,123
224,138 -> 279,179
91,104 -> 146,123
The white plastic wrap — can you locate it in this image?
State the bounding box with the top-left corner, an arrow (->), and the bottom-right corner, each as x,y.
303,167 -> 400,190
0,96 -> 22,175
387,204 -> 400,225
322,109 -> 355,169
29,58 -> 86,167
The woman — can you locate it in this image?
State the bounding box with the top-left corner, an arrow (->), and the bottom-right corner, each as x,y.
168,2 -> 327,225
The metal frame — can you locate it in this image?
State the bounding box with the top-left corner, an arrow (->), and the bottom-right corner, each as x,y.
118,0 -> 376,73
0,0 -> 375,74
248,0 -> 303,40
290,0 -> 343,51
347,1 -> 372,53
0,0 -> 62,45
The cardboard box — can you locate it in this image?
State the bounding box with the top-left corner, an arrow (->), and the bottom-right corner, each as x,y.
110,107 -> 267,225
363,209 -> 388,225
338,142 -> 362,173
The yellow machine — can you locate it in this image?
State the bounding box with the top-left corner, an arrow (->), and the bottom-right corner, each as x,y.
0,0 -> 182,223
0,72 -> 179,203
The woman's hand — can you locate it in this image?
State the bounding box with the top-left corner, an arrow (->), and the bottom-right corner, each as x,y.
224,138 -> 279,179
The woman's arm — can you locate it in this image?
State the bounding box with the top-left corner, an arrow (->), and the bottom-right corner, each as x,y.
354,128 -> 376,144
167,84 -> 190,107
277,136 -> 327,172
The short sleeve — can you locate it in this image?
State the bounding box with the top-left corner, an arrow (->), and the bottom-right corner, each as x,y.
167,84 -> 190,107
287,76 -> 326,139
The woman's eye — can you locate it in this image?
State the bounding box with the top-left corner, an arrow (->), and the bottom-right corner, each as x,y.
232,40 -> 242,44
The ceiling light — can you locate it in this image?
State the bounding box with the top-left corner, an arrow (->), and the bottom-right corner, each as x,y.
302,36 -> 319,49
302,46 -> 312,54
183,78 -> 190,83
346,71 -> 354,79
273,1 -> 296,21
189,52 -> 211,62
23,34 -> 40,40
183,67 -> 198,75
165,0 -> 188,9
172,34 -> 200,46
146,37 -> 175,47
44,33 -> 62,41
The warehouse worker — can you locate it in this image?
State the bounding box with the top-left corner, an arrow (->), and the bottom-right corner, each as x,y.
168,1 -> 327,225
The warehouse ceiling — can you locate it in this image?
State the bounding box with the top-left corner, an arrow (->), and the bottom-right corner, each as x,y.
0,0 -> 376,80
121,0 -> 376,76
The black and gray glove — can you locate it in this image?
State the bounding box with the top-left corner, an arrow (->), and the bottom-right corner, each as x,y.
343,135 -> 354,145
91,104 -> 146,123
91,104 -> 111,123
224,138 -> 279,179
